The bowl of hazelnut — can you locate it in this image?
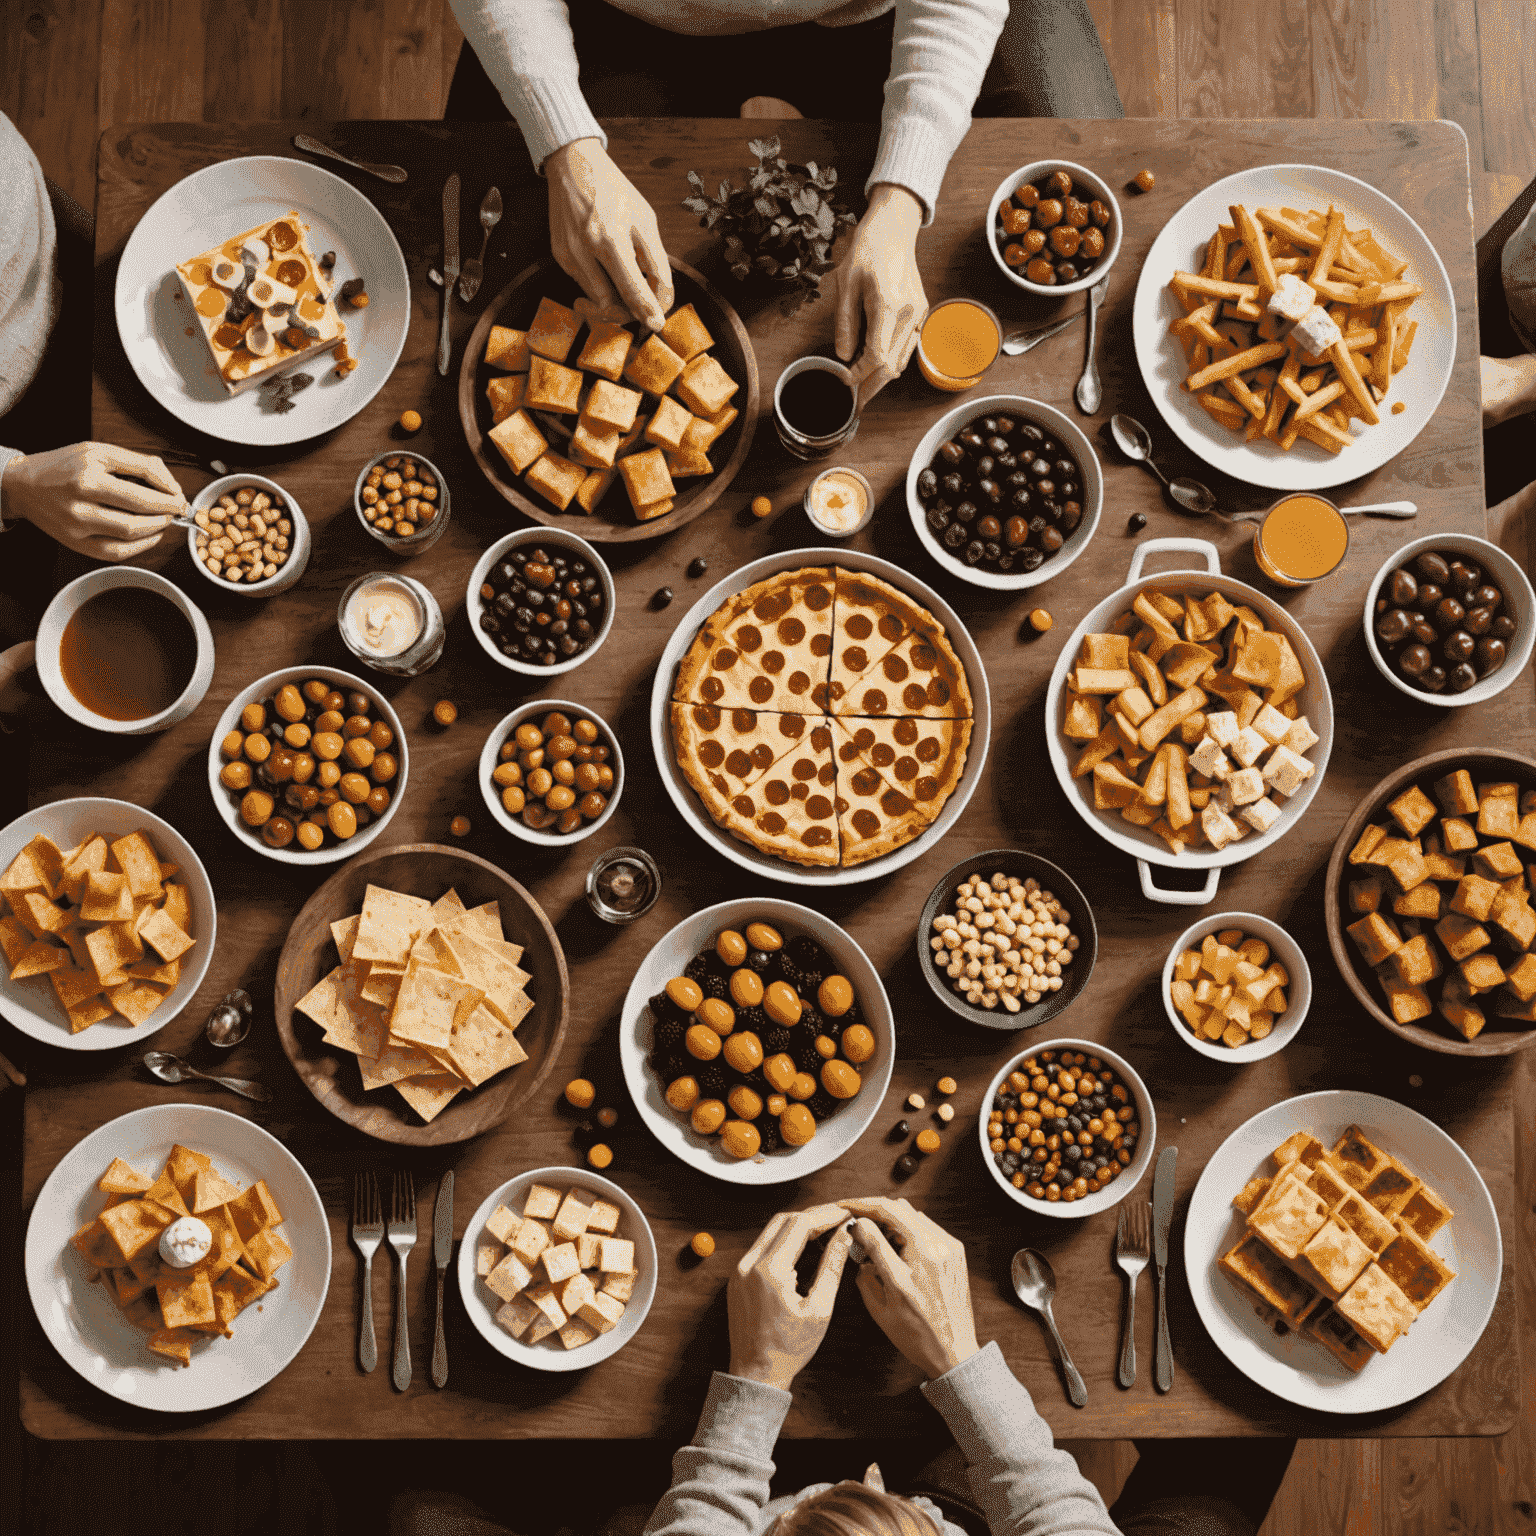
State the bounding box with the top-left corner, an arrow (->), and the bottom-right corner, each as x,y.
480,701 -> 623,846
207,667 -> 407,864
987,160 -> 1122,298
187,474 -> 310,595
354,450 -> 451,553
1364,533 -> 1534,709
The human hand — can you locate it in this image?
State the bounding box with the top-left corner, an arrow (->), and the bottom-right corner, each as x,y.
0,443 -> 183,561
728,1202 -> 855,1390
834,184 -> 927,409
546,138 -> 674,331
840,1196 -> 979,1380
1480,353 -> 1536,428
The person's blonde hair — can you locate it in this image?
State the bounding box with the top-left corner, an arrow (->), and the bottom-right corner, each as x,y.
774,1483 -> 941,1536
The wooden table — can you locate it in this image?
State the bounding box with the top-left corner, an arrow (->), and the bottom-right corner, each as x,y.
17,117 -> 1521,1441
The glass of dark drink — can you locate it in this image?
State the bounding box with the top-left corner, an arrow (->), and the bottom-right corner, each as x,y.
773,356 -> 859,461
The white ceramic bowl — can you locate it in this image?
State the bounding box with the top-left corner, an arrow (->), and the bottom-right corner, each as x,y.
354,448 -> 452,553
620,899 -> 895,1185
1043,537 -> 1334,907
479,699 -> 624,846
978,1038 -> 1156,1219
467,528 -> 616,678
906,395 -> 1102,590
205,665 -> 407,864
986,160 -> 1123,298
1363,533 -> 1535,709
36,568 -> 214,735
185,474 -> 311,596
0,798 -> 217,1051
1160,911 -> 1311,1064
649,547 -> 990,887
457,1167 -> 656,1372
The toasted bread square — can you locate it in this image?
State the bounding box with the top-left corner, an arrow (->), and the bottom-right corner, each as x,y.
1359,1157 -> 1421,1218
576,321 -> 634,382
1435,911 -> 1491,961
1250,1179 -> 1329,1261
1388,785 -> 1437,837
673,354 -> 739,417
1331,1126 -> 1389,1189
1432,768 -> 1478,816
644,394 -> 694,452
583,379 -> 642,433
1307,1302 -> 1376,1371
658,302 -> 713,361
1272,1131 -> 1326,1170
574,467 -> 617,515
526,356 -> 584,414
488,409 -> 548,476
1307,1160 -> 1351,1211
486,373 -> 527,424
485,326 -> 531,372
1333,1188 -> 1397,1255
1396,1182 -> 1454,1242
1297,1213 -> 1373,1298
1219,1234 -> 1321,1322
623,334 -> 686,394
585,1199 -> 622,1235
619,448 -> 674,512
525,450 -> 587,512
1377,1225 -> 1455,1311
1336,1263 -> 1417,1353
570,415 -> 622,470
526,297 -> 580,363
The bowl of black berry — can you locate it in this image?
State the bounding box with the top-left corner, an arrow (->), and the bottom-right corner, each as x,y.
468,529 -> 616,676
987,160 -> 1121,297
907,395 -> 1102,590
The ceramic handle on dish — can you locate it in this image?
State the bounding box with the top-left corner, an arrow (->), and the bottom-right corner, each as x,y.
1126,537 -> 1222,585
1138,862 -> 1221,906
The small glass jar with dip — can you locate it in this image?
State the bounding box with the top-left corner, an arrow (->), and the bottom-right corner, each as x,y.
1253,492 -> 1351,588
585,845 -> 662,925
339,573 -> 445,676
803,466 -> 874,540
773,356 -> 860,461
916,298 -> 1002,393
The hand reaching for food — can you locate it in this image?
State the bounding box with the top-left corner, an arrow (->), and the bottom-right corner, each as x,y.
545,138 -> 674,332
0,443 -> 183,561
835,184 -> 927,410
840,1195 -> 979,1380
728,1202 -> 855,1390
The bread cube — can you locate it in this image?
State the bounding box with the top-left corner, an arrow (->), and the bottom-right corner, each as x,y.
1392,882 -> 1442,921
487,410 -> 547,475
599,1237 -> 634,1274
1261,744 -> 1316,798
541,1242 -> 581,1285
525,450 -> 587,512
583,379 -> 642,433
477,1242 -> 506,1277
601,1269 -> 637,1303
1201,802 -> 1241,850
1439,975 -> 1486,1039
1349,825 -> 1387,865
1063,694 -> 1103,740
1513,813 -> 1536,852
510,1217 -> 550,1266
1422,850 -> 1466,882
1349,874 -> 1385,914
576,1290 -> 626,1335
1435,911 -> 1490,960
619,448 -> 675,513
1441,816 -> 1478,853
1450,873 -> 1500,921
1227,767 -> 1265,806
1346,912 -> 1402,966
1433,770 -> 1478,816
485,1251 -> 534,1302
673,354 -> 738,416
525,1311 -> 559,1345
1081,632 -> 1131,671
526,356 -> 584,413
485,325 -> 530,372
658,303 -> 714,361
624,335 -> 687,394
1391,934 -> 1441,987
552,1192 -> 592,1242
585,1199 -> 622,1236
558,1317 -> 600,1350
557,1271 -> 596,1317
496,1294 -> 540,1339
635,495 -> 675,523
486,373 -> 527,424
522,1184 -> 562,1221
1502,951 -> 1536,1001
645,395 -> 694,452
1188,736 -> 1230,780
1474,841 -> 1524,880
1376,967 -> 1432,1024
1227,726 -> 1266,769
1388,785 -> 1438,838
575,321 -> 634,382
1251,703 -> 1292,745
526,1284 -> 567,1331
1460,952 -> 1506,993
1203,711 -> 1240,749
1478,794 -> 1520,839
1267,272 -> 1315,321
570,415 -> 622,469
527,296 -> 580,363
1282,716 -> 1320,755
486,1203 -> 521,1245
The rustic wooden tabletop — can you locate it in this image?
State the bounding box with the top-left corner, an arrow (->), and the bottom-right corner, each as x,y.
16,116 -> 1522,1441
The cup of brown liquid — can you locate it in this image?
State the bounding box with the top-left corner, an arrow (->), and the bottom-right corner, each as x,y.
37,568 -> 215,735
774,356 -> 860,461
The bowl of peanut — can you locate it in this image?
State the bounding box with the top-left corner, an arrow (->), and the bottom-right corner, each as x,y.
916,849 -> 1097,1031
187,474 -> 311,595
354,450 -> 452,554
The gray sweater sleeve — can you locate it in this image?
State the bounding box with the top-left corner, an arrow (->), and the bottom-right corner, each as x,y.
921,1343 -> 1121,1536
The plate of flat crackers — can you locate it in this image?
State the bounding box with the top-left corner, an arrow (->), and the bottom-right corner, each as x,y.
1184,1089 -> 1500,1413
273,844 -> 569,1145
459,256 -> 760,542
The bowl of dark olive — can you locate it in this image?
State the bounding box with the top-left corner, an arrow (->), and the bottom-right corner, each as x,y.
1364,533 -> 1534,708
987,160 -> 1122,297
467,528 -> 616,677
907,395 -> 1102,589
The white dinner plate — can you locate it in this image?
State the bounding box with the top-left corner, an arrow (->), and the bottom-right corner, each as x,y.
1132,164 -> 1456,490
0,799 -> 217,1051
1184,1090 -> 1501,1414
114,156 -> 409,446
619,899 -> 895,1185
649,548 -> 990,887
25,1104 -> 331,1412
457,1167 -> 656,1372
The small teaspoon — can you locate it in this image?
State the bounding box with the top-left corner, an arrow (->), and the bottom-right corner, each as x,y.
292,134 -> 408,185
1012,1248 -> 1088,1407
144,1051 -> 270,1103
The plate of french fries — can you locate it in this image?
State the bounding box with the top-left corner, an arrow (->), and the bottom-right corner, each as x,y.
1132,165 -> 1456,490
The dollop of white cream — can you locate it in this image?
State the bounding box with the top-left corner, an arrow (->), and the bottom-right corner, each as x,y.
159,1216 -> 213,1269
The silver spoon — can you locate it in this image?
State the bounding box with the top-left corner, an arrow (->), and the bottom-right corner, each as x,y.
1001,311 -> 1081,356
1074,277 -> 1109,415
459,187 -> 502,303
292,133 -> 408,185
144,1052 -> 270,1104
205,990 -> 253,1048
1011,1248 -> 1088,1407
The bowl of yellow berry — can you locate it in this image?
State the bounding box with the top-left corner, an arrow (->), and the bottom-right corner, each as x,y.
619,899 -> 893,1184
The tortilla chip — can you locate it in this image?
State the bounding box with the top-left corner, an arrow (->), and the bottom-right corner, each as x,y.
242,1226 -> 293,1281
427,889 -> 467,926
11,938 -> 67,979
127,956 -> 181,986
139,907 -> 194,964
80,869 -> 133,923
330,913 -> 361,964
106,979 -> 165,1027
67,996 -> 116,1033
444,1000 -> 529,1087
191,1167 -> 243,1214
22,891 -> 69,935
0,914 -> 32,966
294,966 -> 343,1032
360,968 -> 403,1009
358,1040 -> 437,1090
352,885 -> 433,966
99,1157 -> 152,1195
100,1198 -> 174,1262
59,836 -> 108,904
51,966 -> 105,1010
110,832 -> 163,898
394,1072 -> 463,1123
1,845 -> 48,897
165,1144 -> 212,1202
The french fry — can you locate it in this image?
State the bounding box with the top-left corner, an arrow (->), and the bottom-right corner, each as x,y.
1185,341 -> 1288,393
1230,204 -> 1279,294
1291,380 -> 1346,421
1196,392 -> 1248,430
1328,339 -> 1381,425
1172,271 -> 1262,303
1307,206 -> 1345,286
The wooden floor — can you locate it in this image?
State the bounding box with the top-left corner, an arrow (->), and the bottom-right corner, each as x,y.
3,1 -> 1534,1531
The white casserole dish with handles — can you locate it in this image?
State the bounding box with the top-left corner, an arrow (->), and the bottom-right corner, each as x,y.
1043,538 -> 1334,906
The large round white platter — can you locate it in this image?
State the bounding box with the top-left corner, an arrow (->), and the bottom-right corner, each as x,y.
25,1104 -> 331,1412
1184,1089 -> 1500,1414
114,155 -> 409,446
1132,164 -> 1455,490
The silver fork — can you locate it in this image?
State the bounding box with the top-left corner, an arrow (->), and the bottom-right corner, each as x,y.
1114,1202 -> 1152,1388
388,1171 -> 417,1391
458,186 -> 502,302
352,1172 -> 383,1373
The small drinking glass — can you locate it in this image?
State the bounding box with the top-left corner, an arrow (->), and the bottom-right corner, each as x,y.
1252,493 -> 1351,589
916,298 -> 1002,393
586,846 -> 662,925
338,573 -> 446,677
773,356 -> 860,461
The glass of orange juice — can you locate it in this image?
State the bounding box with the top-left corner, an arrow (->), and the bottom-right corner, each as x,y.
1253,493 -> 1351,587
916,299 -> 1002,392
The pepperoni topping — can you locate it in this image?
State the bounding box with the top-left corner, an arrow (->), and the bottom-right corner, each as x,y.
842,646 -> 869,673
826,681 -> 845,701
698,741 -> 725,768
805,584 -> 832,610
853,728 -> 875,750
803,825 -> 833,845
778,617 -> 805,645
893,718 -> 919,746
838,741 -> 861,763
790,782 -> 809,801
750,743 -> 774,769
759,650 -> 785,675
792,757 -> 817,781
916,736 -> 940,762
788,670 -> 810,695
880,788 -> 914,815
275,259 -> 308,288
734,624 -> 762,653
902,684 -> 929,711
878,614 -> 904,641
844,614 -> 873,640
266,220 -> 299,252
733,795 -> 755,816
212,321 -> 245,349
731,708 -> 756,731
765,780 -> 790,806
914,776 -> 939,801
810,683 -> 830,710
810,726 -> 831,752
927,677 -> 952,704
749,676 -> 774,704
711,647 -> 739,671
860,689 -> 888,713
911,641 -> 939,670
760,812 -> 787,834
870,743 -> 895,767
882,654 -> 910,683
779,715 -> 806,739
805,796 -> 833,820
693,704 -> 721,729
725,750 -> 753,778
701,677 -> 724,702
852,809 -> 880,837
753,591 -> 792,621
894,756 -> 918,781
810,634 -> 831,657
818,763 -> 834,786
851,768 -> 881,796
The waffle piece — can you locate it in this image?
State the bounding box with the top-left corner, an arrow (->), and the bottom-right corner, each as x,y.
1336,1262 -> 1418,1353
1358,1156 -> 1423,1219
1296,1213 -> 1373,1299
1306,1158 -> 1352,1211
1272,1131 -> 1327,1170
1219,1234 -> 1322,1324
1333,1188 -> 1397,1256
1305,1302 -> 1376,1373
1249,1173 -> 1329,1262
1330,1125 -> 1390,1189
1376,1225 -> 1455,1312
1395,1181 -> 1454,1242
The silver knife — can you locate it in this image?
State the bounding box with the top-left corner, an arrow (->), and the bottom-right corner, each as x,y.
431,1170 -> 453,1388
1074,275 -> 1109,415
438,174 -> 461,376
1152,1146 -> 1177,1393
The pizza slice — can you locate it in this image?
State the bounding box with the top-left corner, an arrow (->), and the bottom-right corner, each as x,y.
706,566 -> 835,713
671,703 -> 821,827
833,611 -> 972,718
832,715 -> 972,824
826,569 -> 922,711
733,719 -> 839,867
831,721 -> 932,865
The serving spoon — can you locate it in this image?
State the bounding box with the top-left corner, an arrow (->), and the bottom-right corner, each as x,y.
1012,1248 -> 1088,1407
1109,413 -> 1418,523
144,1051 -> 270,1104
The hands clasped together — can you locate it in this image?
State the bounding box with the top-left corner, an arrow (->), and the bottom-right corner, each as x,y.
727,1196 -> 979,1392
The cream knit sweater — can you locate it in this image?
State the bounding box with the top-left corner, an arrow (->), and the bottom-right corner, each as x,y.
448,0 -> 1008,224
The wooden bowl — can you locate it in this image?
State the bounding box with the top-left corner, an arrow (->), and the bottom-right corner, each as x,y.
272,843 -> 570,1143
459,256 -> 761,543
1325,748 -> 1536,1057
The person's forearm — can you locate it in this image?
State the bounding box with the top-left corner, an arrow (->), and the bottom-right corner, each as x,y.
447,0 -> 604,170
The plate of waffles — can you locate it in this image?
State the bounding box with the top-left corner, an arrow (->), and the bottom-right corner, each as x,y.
650,549 -> 989,885
1184,1089 -> 1500,1413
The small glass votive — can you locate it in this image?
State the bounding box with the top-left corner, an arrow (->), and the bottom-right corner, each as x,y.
586,845 -> 662,925
774,356 -> 860,461
1252,493 -> 1351,588
338,573 -> 446,676
804,467 -> 874,540
916,298 -> 1002,392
